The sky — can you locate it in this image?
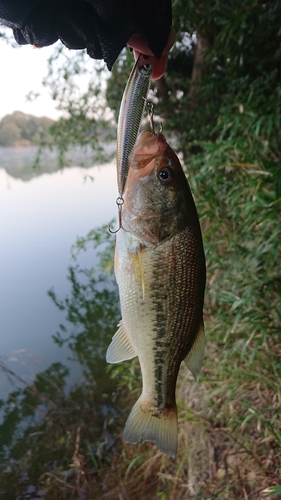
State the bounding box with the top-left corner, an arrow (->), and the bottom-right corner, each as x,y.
0,31 -> 111,122
0,36 -> 63,121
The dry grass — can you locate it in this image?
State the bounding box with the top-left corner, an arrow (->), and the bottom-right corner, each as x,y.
29,341 -> 280,500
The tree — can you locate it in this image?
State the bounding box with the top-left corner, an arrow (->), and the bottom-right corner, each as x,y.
0,120 -> 21,146
0,111 -> 54,146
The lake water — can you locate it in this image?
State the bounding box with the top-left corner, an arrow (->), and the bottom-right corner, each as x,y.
0,146 -> 132,498
0,146 -> 118,397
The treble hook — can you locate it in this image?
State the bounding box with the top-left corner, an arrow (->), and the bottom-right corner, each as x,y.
145,100 -> 155,134
144,98 -> 164,134
109,196 -> 124,234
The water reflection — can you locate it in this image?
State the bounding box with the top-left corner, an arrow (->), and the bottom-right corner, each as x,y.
0,253 -> 126,499
49,263 -> 120,383
0,147 -> 133,498
0,144 -> 115,181
0,154 -> 117,386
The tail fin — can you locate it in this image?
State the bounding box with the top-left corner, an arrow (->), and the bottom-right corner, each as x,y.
123,395 -> 178,458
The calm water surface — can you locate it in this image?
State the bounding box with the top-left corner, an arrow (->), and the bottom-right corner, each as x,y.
0,147 -> 118,396
0,148 -> 133,497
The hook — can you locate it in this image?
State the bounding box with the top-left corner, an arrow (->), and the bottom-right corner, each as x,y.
109,196 -> 124,234
145,100 -> 155,134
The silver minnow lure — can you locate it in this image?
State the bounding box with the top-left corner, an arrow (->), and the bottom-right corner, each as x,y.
117,55 -> 153,196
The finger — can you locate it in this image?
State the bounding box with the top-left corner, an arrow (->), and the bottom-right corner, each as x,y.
133,50 -> 168,80
151,53 -> 168,80
128,35 -> 154,56
127,28 -> 176,56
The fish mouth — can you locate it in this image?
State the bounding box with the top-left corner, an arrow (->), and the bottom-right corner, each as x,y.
129,132 -> 167,170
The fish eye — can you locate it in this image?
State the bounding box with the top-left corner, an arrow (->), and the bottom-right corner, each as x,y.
158,167 -> 173,184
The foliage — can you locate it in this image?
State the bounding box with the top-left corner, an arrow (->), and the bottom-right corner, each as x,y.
48,263 -> 119,377
71,221 -> 116,274
0,111 -> 54,147
0,261 -> 123,499
41,45 -> 115,162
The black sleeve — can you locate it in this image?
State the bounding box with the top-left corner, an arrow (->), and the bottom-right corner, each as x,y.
0,0 -> 172,70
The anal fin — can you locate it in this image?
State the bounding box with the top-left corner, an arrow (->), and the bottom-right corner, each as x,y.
184,320 -> 205,381
106,320 -> 137,363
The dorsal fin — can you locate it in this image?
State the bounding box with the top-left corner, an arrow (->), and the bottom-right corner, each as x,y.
184,320 -> 205,380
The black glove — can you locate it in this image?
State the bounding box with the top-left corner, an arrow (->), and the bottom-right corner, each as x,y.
0,0 -> 172,70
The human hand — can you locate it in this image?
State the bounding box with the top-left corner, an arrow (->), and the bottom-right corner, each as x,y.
127,28 -> 176,80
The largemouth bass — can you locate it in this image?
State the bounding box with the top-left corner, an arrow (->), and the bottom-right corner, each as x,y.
117,55 -> 153,196
107,131 -> 206,458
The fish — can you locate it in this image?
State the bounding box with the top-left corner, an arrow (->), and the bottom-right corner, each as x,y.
116,55 -> 153,196
106,131 -> 206,458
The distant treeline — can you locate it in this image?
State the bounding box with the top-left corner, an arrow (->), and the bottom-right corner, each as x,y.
0,111 -> 54,147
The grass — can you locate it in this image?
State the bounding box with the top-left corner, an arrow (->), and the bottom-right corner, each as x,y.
1,297 -> 279,500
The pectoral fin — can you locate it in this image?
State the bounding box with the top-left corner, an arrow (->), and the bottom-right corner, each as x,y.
106,320 -> 137,363
184,320 -> 205,381
130,248 -> 146,298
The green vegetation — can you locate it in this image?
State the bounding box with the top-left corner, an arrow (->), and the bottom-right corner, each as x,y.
41,48 -> 115,161
0,111 -> 54,147
0,1 -> 280,498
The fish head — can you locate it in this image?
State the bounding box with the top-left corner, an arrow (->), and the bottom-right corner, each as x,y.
122,131 -> 194,244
